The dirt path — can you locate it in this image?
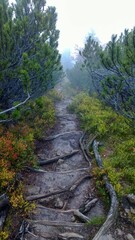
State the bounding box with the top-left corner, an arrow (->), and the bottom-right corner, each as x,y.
24,85 -> 105,240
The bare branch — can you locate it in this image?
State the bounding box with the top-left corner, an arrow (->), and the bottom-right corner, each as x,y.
0,92 -> 30,116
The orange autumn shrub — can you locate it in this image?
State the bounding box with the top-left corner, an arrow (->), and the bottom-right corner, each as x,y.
0,126 -> 36,192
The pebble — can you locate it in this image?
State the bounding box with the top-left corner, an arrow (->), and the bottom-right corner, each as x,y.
57,159 -> 64,164
54,197 -> 64,209
127,194 -> 135,205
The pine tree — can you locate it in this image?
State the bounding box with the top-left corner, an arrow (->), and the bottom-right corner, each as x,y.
0,0 -> 62,115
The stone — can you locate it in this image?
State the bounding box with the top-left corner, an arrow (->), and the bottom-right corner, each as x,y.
71,216 -> 76,222
57,159 -> 64,164
99,234 -> 115,240
54,197 -> 64,209
127,194 -> 135,205
115,228 -> 124,236
126,233 -> 135,240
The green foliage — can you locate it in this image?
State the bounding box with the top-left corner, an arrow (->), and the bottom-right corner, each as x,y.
86,216 -> 105,226
0,94 -> 56,193
70,93 -> 135,196
47,89 -> 63,101
0,0 -> 62,114
0,94 -> 56,238
67,60 -> 90,92
81,28 -> 135,121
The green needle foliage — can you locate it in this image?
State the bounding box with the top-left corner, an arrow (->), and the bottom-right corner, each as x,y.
81,28 -> 135,122
0,0 -> 62,112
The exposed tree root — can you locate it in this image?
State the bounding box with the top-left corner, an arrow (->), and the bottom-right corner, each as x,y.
0,194 -> 9,212
79,198 -> 98,214
40,131 -> 82,141
79,133 -> 91,167
92,140 -> 118,240
27,219 -> 85,227
73,209 -> 90,222
38,150 -> 79,165
58,232 -> 84,239
26,167 -> 90,174
85,134 -> 98,159
15,220 -> 29,240
26,174 -> 92,201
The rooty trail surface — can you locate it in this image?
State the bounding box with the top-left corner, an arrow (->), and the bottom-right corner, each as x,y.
24,83 -> 105,240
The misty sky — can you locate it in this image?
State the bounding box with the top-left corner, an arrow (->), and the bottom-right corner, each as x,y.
47,0 -> 135,52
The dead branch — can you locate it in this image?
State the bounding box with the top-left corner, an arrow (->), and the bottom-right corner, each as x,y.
38,150 -> 79,165
92,140 -> 118,240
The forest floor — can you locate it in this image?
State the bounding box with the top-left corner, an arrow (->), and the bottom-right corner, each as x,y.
23,82 -> 135,240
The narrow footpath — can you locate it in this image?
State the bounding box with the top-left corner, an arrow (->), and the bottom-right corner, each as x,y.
24,85 -> 105,240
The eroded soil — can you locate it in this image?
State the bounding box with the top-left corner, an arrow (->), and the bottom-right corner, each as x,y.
24,86 -> 105,240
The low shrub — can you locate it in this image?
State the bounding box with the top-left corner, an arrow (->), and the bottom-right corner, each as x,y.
70,93 -> 135,196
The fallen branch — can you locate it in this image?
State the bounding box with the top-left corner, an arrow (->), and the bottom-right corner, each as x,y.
92,140 -> 118,240
38,150 -> 79,165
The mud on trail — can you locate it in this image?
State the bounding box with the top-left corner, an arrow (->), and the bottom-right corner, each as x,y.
24,85 -> 106,240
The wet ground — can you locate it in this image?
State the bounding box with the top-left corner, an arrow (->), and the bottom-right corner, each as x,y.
24,86 -> 105,240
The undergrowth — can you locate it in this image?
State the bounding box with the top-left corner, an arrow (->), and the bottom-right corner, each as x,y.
69,92 -> 135,197
0,90 -> 61,238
